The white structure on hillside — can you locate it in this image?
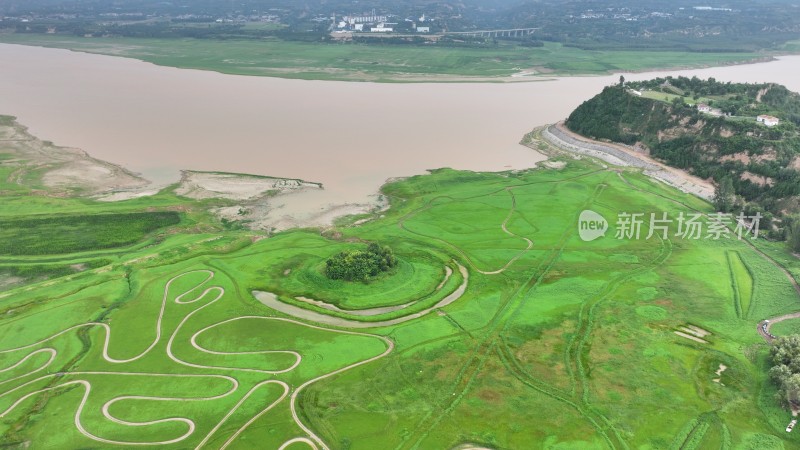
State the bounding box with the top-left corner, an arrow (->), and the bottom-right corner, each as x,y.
345,14 -> 387,24
697,103 -> 723,116
757,115 -> 780,127
371,24 -> 393,32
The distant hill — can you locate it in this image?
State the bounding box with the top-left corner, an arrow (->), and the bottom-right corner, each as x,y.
566,77 -> 800,238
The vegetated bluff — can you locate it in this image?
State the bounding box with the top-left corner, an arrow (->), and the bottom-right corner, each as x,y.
566,77 -> 800,237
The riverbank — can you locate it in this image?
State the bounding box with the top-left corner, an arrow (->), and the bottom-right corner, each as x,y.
0,115 -> 147,196
0,35 -> 777,83
532,122 -> 714,201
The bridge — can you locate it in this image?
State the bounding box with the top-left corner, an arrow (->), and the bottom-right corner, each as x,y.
445,28 -> 539,38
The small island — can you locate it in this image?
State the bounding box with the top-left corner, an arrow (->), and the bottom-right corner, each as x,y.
325,242 -> 398,281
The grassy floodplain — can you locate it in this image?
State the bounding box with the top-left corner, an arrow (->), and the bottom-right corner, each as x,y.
2,120 -> 800,449
0,34 -> 773,82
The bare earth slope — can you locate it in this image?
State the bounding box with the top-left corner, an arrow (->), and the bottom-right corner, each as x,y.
0,115 -> 148,196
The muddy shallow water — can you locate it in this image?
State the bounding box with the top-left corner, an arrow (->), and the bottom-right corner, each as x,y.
2,43 -> 799,224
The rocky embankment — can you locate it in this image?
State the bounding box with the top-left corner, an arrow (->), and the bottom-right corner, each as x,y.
541,123 -> 714,201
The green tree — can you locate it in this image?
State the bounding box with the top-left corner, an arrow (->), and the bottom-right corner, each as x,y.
786,374 -> 800,405
325,243 -> 398,282
770,335 -> 800,407
786,215 -> 800,253
713,176 -> 735,213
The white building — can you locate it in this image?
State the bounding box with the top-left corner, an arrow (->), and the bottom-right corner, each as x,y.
417,26 -> 430,33
345,15 -> 388,24
757,115 -> 780,127
697,103 -> 711,113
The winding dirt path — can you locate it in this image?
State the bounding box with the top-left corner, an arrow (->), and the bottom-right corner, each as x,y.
0,269 -> 392,448
286,324 -> 395,450
293,265 -> 454,317
612,171 -> 800,343
481,189 -> 534,275
253,262 -> 469,329
397,188 -> 533,275
759,312 -> 800,342
753,252 -> 800,341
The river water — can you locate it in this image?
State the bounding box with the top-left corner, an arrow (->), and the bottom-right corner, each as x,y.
1,43 -> 799,224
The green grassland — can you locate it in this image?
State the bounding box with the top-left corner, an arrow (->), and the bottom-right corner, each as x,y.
0,211 -> 181,256
0,34 -> 772,81
779,40 -> 800,53
640,89 -> 719,106
1,150 -> 800,449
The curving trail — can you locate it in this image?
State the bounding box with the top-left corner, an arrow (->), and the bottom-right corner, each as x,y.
479,189 -> 534,275
0,270 -> 219,366
190,319 -> 301,373
200,379 -> 290,450
398,189 -> 533,276
287,325 -> 394,450
399,182 -> 617,450
756,262 -> 800,342
0,348 -> 56,386
293,264 -> 454,317
279,437 -> 319,450
759,313 -> 800,342
614,170 -> 800,344
254,262 -> 469,329
0,372 -> 239,446
0,269 -> 392,449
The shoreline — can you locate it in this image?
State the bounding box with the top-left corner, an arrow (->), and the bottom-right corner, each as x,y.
0,109 -> 714,232
0,39 -> 789,84
532,122 -> 715,201
0,115 -> 149,196
3,43 -> 795,231
0,109 -> 540,232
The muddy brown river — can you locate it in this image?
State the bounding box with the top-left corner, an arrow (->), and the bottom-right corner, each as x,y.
1,43 -> 799,226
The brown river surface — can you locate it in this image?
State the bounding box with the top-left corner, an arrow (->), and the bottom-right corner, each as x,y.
1,43 -> 799,225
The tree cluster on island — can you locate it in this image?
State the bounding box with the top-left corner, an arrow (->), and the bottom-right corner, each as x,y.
325,243 -> 398,282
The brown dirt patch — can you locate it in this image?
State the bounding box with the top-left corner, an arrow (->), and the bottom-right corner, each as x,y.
541,270 -> 568,284
755,148 -> 778,162
477,388 -> 502,404
741,171 -> 773,186
512,321 -> 575,390
720,153 -> 751,164
654,298 -> 674,307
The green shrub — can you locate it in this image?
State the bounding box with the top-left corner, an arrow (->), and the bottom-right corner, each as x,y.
325,243 -> 397,282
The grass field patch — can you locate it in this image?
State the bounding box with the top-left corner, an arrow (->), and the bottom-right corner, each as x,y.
0,211 -> 180,256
